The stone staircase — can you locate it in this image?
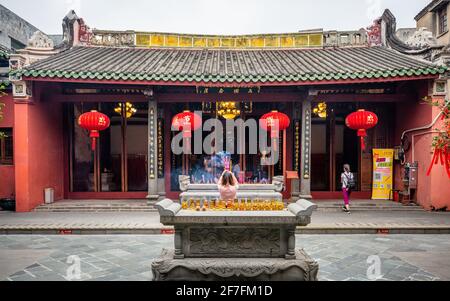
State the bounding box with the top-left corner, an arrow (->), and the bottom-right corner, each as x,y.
315,200 -> 424,212
34,199 -> 423,213
34,200 -> 158,212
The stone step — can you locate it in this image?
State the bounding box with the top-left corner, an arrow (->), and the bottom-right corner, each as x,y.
34,206 -> 422,212
35,205 -> 154,208
315,201 -> 416,206
34,204 -> 157,212
317,208 -> 424,212
2,226 -> 449,235
34,209 -> 158,212
34,200 -> 422,212
315,202 -> 423,211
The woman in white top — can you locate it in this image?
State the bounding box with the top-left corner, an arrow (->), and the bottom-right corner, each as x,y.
218,170 -> 239,202
341,164 -> 354,214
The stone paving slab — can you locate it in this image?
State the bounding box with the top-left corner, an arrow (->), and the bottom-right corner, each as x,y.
0,211 -> 449,234
1,235 -> 449,281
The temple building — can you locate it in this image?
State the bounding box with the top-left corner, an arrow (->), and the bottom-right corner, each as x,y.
1,6 -> 450,212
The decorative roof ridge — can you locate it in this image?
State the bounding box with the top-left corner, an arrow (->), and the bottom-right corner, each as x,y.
72,44 -> 381,52
381,9 -> 441,55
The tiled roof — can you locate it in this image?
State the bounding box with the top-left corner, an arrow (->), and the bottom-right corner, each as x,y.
15,46 -> 447,85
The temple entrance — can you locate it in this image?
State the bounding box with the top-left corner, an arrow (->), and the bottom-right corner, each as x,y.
164,101 -> 292,198
68,102 -> 149,195
311,102 -> 395,195
311,102 -> 359,192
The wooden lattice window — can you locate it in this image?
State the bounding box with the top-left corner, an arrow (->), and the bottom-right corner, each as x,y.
0,128 -> 13,165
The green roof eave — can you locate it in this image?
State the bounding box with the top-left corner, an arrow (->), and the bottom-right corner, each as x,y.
17,65 -> 448,84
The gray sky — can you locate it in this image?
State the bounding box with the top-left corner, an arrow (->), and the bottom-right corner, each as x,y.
0,0 -> 431,35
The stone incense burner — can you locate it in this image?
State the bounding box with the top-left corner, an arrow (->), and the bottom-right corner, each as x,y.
151,181 -> 319,281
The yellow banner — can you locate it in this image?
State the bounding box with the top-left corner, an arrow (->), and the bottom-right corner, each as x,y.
372,149 -> 394,200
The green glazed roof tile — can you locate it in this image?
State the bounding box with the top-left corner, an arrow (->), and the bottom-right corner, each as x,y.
16,46 -> 447,84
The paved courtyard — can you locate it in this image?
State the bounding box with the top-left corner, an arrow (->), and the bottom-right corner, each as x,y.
1,210 -> 450,234
1,234 -> 449,281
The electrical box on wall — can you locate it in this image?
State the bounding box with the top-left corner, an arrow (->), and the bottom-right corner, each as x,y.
408,162 -> 418,189
403,162 -> 418,190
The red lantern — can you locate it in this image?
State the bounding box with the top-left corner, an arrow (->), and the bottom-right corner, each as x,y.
172,110 -> 202,138
345,109 -> 378,151
260,111 -> 291,138
78,110 -> 111,151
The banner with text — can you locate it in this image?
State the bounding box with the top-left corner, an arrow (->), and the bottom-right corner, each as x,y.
372,149 -> 394,200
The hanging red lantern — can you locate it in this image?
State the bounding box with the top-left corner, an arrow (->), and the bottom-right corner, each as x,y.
260,110 -> 291,138
345,109 -> 378,151
78,110 -> 111,151
172,110 -> 202,138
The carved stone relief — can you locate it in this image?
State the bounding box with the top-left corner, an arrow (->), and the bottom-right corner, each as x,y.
189,228 -> 281,256
91,32 -> 135,47
27,31 -> 54,49
405,27 -> 437,48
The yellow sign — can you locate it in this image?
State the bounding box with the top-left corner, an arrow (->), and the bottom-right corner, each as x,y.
372,149 -> 394,200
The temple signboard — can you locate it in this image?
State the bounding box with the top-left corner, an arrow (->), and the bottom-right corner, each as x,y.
196,86 -> 261,95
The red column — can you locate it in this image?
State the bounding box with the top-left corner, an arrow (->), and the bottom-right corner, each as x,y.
14,95 -> 64,212
14,102 -> 31,212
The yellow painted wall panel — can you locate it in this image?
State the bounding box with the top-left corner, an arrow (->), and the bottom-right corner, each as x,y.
136,34 -> 150,46
309,34 -> 323,46
265,37 -> 279,47
207,38 -> 221,47
151,35 -> 164,46
235,38 -> 249,48
135,32 -> 323,48
193,38 -> 207,47
221,38 -> 234,47
251,38 -> 265,47
295,35 -> 309,47
166,35 -> 179,47
179,36 -> 193,47
281,36 -> 294,47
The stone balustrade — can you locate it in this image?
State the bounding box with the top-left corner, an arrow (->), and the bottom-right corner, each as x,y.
178,175 -> 284,202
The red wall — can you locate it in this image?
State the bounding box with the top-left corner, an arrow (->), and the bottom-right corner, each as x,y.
14,84 -> 65,212
394,83 -> 450,210
429,104 -> 450,210
0,93 -> 15,198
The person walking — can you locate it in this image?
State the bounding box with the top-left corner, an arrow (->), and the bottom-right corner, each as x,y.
341,164 -> 355,214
